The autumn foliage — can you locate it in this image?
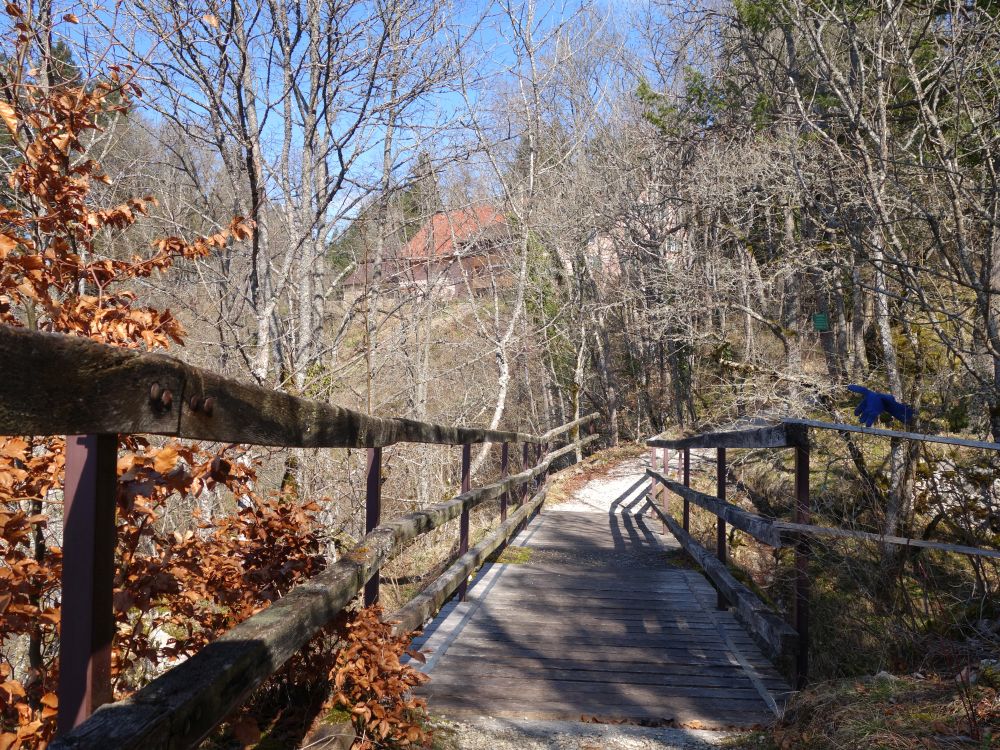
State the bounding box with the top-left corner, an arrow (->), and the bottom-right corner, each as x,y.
330,607 -> 431,749
0,4 -> 326,748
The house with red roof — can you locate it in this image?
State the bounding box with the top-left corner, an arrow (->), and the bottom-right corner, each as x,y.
343,205 -> 512,300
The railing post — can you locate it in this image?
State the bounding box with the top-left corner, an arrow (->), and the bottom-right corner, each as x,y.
500,442 -> 509,522
716,447 -> 727,610
649,445 -> 658,508
457,444 -> 472,600
683,447 -> 690,532
364,446 -> 382,607
794,440 -> 811,688
661,448 -> 669,518
58,434 -> 117,736
522,442 -> 530,505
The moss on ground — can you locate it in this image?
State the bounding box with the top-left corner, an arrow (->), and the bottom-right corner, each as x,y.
494,545 -> 532,564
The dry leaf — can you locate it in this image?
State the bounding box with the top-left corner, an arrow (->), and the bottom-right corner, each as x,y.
0,100 -> 16,135
153,446 -> 179,474
202,13 -> 218,28
231,718 -> 260,747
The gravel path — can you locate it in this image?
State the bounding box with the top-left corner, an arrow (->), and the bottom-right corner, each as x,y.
431,717 -> 734,750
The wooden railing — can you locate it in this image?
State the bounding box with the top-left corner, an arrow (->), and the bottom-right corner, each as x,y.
645,420 -> 1000,689
0,325 -> 599,749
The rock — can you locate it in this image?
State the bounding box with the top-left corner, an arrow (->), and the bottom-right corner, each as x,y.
874,670 -> 898,682
955,666 -> 979,685
302,719 -> 356,750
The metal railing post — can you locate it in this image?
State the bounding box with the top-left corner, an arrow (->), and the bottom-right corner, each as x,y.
457,444 -> 472,600
683,448 -> 690,532
661,447 -> 670,518
58,434 -> 117,736
522,442 -> 530,505
500,442 -> 509,522
649,445 -> 658,502
716,447 -> 727,610
794,440 -> 811,688
364,447 -> 382,607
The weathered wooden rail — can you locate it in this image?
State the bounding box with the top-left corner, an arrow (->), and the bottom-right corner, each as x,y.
0,325 -> 598,749
647,420 -> 1000,689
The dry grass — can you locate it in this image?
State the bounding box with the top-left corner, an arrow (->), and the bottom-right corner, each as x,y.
728,674 -> 1000,750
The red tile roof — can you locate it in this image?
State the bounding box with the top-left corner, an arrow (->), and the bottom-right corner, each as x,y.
403,205 -> 506,259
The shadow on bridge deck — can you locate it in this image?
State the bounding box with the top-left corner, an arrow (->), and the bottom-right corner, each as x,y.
410,467 -> 790,730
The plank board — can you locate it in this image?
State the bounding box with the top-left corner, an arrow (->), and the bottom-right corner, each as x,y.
411,477 -> 790,729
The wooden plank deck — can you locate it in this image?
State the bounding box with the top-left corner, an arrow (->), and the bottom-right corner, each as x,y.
410,467 -> 790,729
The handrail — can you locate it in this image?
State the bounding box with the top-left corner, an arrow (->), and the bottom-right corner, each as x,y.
645,417 -> 1000,689
539,412 -> 599,442
649,417 -> 1000,452
647,469 -> 1000,560
48,434 -> 598,749
784,417 -> 1000,452
646,422 -> 807,450
0,325 -> 572,446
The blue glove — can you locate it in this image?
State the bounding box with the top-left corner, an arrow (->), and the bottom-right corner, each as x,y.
847,385 -> 914,427
881,394 -> 914,424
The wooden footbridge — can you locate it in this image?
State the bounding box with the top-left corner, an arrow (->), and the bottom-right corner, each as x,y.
4,325 -> 1000,747
411,471 -> 788,727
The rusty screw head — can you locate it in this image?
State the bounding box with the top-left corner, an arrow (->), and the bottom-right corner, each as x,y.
189,395 -> 203,412
202,397 -> 215,416
160,389 -> 173,410
149,382 -> 162,402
